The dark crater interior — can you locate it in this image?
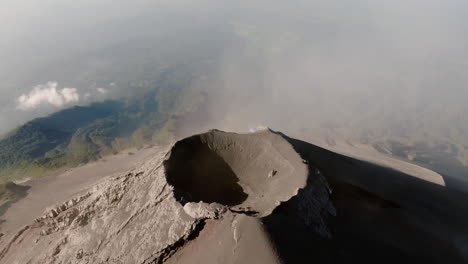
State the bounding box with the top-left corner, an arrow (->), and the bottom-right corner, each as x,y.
164,135 -> 248,206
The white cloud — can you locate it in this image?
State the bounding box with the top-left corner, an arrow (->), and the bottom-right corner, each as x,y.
97,88 -> 108,94
16,82 -> 80,111
61,87 -> 80,103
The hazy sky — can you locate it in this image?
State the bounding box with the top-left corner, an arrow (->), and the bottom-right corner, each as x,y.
194,0 -> 468,142
1,0 -> 467,140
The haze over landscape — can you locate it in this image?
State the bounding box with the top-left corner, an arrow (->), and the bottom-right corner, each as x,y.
0,1 -> 468,263
1,0 -> 468,133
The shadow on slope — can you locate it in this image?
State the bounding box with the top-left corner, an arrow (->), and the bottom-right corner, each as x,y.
0,182 -> 30,218
261,135 -> 468,264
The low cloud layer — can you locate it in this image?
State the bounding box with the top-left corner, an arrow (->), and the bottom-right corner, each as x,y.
16,82 -> 79,111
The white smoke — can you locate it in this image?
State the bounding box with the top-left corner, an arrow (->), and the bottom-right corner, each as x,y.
16,82 -> 80,111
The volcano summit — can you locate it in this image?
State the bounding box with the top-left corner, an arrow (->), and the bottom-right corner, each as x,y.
0,129 -> 466,264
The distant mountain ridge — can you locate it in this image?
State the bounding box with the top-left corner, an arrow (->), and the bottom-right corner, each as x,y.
0,91 -> 176,185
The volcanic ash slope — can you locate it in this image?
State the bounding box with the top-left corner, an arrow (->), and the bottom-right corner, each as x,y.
0,129 -> 333,264
0,129 -> 467,263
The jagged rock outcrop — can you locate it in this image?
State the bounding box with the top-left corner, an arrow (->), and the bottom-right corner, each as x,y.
0,146 -> 203,264
183,202 -> 227,220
